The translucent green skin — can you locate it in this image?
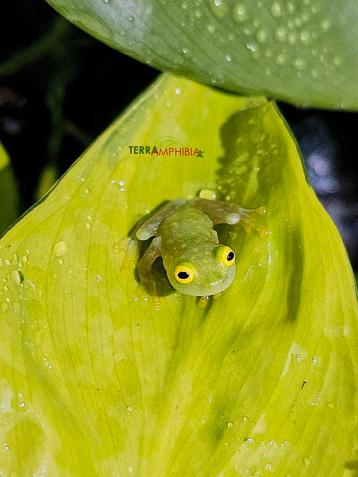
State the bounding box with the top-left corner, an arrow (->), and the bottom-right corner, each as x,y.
159,206 -> 236,296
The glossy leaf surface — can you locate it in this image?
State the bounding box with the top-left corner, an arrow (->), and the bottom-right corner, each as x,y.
45,0 -> 358,109
0,75 -> 357,476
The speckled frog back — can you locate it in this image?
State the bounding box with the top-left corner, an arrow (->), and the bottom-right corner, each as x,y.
159,205 -> 214,265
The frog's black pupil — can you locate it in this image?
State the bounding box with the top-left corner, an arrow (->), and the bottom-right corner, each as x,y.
227,251 -> 235,261
178,271 -> 189,279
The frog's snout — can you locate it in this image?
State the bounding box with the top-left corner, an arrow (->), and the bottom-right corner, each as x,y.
169,264 -> 236,296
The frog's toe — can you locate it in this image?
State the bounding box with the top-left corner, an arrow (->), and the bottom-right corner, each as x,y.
225,212 -> 241,224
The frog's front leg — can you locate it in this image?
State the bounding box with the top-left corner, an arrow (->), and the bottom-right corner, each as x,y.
137,237 -> 162,293
136,199 -> 186,240
190,198 -> 266,233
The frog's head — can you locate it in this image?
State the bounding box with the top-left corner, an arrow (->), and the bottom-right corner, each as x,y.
167,245 -> 236,296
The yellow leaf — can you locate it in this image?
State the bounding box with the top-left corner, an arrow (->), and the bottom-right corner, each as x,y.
0,75 -> 357,476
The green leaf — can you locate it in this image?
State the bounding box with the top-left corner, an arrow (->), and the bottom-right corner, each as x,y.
0,143 -> 19,234
0,75 -> 357,475
45,0 -> 358,110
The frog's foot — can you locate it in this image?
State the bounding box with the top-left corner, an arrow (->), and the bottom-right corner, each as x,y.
197,295 -> 211,308
136,237 -> 174,296
190,197 -> 267,236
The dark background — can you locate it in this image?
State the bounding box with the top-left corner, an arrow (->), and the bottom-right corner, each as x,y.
1,1 -> 357,272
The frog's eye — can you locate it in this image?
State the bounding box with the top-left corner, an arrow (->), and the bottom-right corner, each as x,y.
215,245 -> 235,267
174,262 -> 196,284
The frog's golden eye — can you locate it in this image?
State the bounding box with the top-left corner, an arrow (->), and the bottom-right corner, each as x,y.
215,245 -> 236,267
174,262 -> 195,284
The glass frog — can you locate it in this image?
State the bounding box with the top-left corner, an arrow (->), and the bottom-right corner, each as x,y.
136,198 -> 264,296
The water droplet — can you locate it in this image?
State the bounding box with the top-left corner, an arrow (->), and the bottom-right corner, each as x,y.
265,463 -> 273,471
333,56 -> 342,66
2,442 -> 10,451
242,415 -> 249,422
126,406 -> 133,413
58,258 -> 64,266
321,18 -> 331,30
19,401 -> 25,408
246,41 -> 258,52
182,47 -> 189,55
294,58 -> 306,70
263,67 -> 271,77
287,1 -> 295,13
303,457 -> 311,467
270,1 -> 282,17
12,270 -> 24,286
175,87 -> 181,95
95,274 -> 104,282
53,241 -> 68,257
225,53 -> 232,62
128,466 -> 134,473
226,421 -> 233,428
276,53 -> 286,65
198,296 -> 210,308
22,256 -> 29,263
210,0 -> 227,18
244,437 -> 254,444
256,29 -> 267,43
233,3 -> 247,22
275,27 -> 287,41
300,30 -> 310,43
128,15 -> 134,22
207,24 -> 216,34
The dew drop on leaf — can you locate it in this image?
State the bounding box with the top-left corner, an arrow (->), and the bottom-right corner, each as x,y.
11,270 -> 23,286
53,241 -> 68,257
256,29 -> 267,43
246,41 -> 258,52
300,30 -> 311,43
270,1 -> 282,17
232,3 -> 247,22
294,58 -> 306,70
275,27 -> 287,41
